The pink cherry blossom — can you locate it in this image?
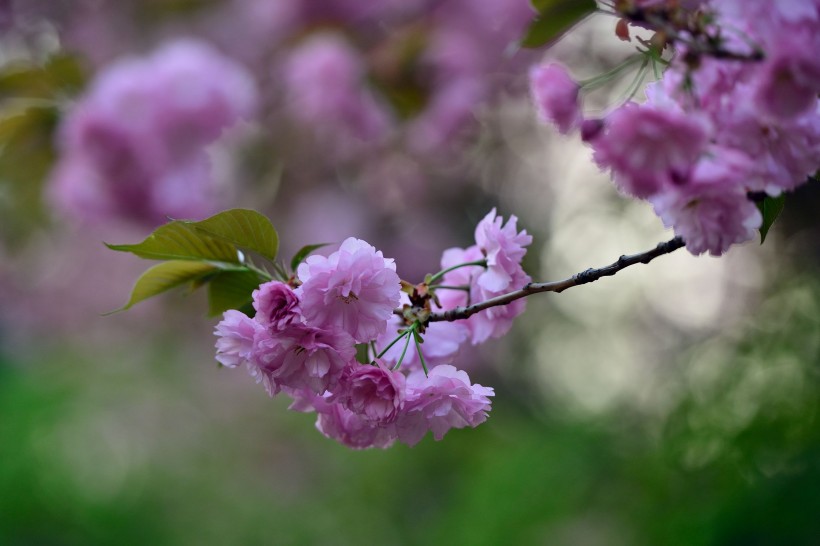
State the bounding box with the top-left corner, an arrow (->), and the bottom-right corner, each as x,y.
287,390 -> 397,449
753,41 -> 820,121
396,365 -> 494,446
591,102 -> 710,198
650,150 -> 763,256
297,237 -> 401,343
214,309 -> 262,368
250,324 -> 355,396
474,208 -> 532,292
435,245 -> 485,312
332,360 -> 406,424
435,211 -> 531,344
316,402 -> 398,450
252,281 -> 300,330
529,62 -> 582,134
468,268 -> 530,344
714,96 -> 820,195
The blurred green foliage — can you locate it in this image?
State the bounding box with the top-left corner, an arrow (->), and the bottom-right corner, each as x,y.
0,54 -> 85,249
521,0 -> 597,48
2,269 -> 820,545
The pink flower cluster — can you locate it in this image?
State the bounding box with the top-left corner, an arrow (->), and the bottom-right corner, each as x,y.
375,208 -> 532,372
215,212 -> 530,449
49,39 -> 257,227
439,209 -> 533,343
530,1 -> 820,256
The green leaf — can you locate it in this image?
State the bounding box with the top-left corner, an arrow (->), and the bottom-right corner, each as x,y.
106,221 -> 241,263
207,269 -> 263,316
756,194 -> 786,244
0,54 -> 85,100
0,106 -> 59,249
184,209 -> 279,262
109,260 -> 219,313
521,0 -> 597,48
290,243 -> 332,272
354,343 -> 371,365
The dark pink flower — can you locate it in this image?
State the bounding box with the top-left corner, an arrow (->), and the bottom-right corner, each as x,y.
316,402 -> 398,449
753,40 -> 820,121
591,102 -> 709,198
332,360 -> 406,424
252,281 -> 300,329
250,324 -> 355,396
286,389 -> 397,449
529,62 -> 582,134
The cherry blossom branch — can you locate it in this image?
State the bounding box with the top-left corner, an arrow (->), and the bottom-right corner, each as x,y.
426,237 -> 685,323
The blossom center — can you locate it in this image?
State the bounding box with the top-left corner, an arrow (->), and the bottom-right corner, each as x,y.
338,292 -> 359,304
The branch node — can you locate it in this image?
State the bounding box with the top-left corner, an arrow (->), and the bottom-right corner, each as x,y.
574,268 -> 597,285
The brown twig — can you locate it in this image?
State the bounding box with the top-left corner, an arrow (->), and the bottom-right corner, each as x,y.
422,237 -> 685,323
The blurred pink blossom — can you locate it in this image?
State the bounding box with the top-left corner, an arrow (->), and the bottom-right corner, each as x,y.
529,62 -> 582,134
49,39 -> 257,227
281,33 -> 393,160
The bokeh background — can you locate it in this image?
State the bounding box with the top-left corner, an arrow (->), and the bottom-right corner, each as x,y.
2,1 -> 820,545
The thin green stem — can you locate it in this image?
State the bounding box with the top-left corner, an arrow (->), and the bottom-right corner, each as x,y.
393,328 -> 414,371
652,56 -> 662,80
430,284 -> 471,292
579,54 -> 644,91
377,329 -> 410,359
621,57 -> 649,102
413,330 -> 429,376
428,260 -> 486,285
247,263 -> 273,281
